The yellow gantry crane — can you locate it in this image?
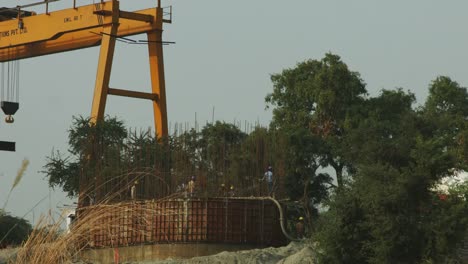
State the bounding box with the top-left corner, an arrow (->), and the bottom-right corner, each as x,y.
0,0 -> 171,139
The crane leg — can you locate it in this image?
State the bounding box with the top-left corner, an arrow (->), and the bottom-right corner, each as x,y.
148,30 -> 168,138
90,2 -> 119,124
81,1 -> 119,207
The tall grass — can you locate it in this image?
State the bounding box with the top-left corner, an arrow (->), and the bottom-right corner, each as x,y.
2,159 -> 29,210
12,201 -> 181,264
11,171 -> 183,264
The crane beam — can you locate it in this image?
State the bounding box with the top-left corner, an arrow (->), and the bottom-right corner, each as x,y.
0,0 -> 173,205
0,2 -> 162,62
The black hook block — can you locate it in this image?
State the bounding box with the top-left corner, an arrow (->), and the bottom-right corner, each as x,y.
1,101 -> 19,115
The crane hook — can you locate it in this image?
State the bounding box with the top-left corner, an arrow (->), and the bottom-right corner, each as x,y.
5,115 -> 14,124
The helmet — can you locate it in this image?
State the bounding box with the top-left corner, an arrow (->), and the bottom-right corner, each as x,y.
230,185 -> 234,190
221,183 -> 225,187
268,166 -> 272,171
134,180 -> 138,185
191,176 -> 195,180
299,216 -> 304,221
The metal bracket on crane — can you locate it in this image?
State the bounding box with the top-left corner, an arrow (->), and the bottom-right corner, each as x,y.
0,7 -> 35,21
108,88 -> 159,102
0,141 -> 15,152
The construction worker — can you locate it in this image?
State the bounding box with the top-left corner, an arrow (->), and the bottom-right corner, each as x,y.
229,185 -> 235,197
219,183 -> 227,196
263,166 -> 274,196
65,209 -> 76,234
295,216 -> 305,239
187,176 -> 196,197
131,180 -> 138,200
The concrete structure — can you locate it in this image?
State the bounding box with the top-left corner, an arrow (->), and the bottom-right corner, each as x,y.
81,243 -> 263,263
77,198 -> 288,261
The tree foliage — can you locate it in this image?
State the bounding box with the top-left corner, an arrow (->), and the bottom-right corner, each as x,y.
265,53 -> 368,226
266,53 -> 367,188
316,81 -> 468,263
41,53 -> 468,263
265,54 -> 468,263
0,210 -> 32,247
44,118 -> 285,198
43,116 -> 127,197
423,76 -> 468,170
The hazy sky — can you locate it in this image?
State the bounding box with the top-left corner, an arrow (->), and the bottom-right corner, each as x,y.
1,0 -> 468,224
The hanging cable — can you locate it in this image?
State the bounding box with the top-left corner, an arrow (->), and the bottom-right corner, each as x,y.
1,47 -> 20,123
6,47 -> 9,102
1,63 -> 4,102
16,60 -> 19,103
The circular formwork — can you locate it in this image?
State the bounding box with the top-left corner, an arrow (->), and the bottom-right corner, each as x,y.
77,197 -> 288,262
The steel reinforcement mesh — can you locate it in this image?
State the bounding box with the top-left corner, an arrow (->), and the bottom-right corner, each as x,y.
79,198 -> 287,248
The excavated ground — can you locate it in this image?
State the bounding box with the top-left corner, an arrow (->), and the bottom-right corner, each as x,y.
129,242 -> 316,264
0,242 -> 315,264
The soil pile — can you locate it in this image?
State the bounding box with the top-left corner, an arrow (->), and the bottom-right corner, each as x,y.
136,242 -> 315,264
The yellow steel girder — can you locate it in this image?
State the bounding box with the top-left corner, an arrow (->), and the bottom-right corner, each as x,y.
0,0 -> 169,138
0,0 -> 172,206
0,1 -> 163,62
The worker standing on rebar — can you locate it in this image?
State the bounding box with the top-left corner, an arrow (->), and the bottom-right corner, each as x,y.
263,166 -> 274,196
219,183 -> 227,196
296,216 -> 305,239
131,180 -> 138,200
229,185 -> 235,197
187,176 -> 196,197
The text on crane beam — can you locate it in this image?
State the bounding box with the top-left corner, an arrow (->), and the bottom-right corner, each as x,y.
0,28 -> 28,40
64,15 -> 83,23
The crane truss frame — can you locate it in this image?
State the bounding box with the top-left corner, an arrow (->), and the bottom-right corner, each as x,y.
0,0 -> 169,137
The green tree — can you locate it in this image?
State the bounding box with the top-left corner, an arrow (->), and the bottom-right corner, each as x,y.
423,76 -> 468,170
343,89 -> 417,167
0,210 -> 32,247
266,53 -> 367,190
317,86 -> 468,263
228,126 -> 290,197
169,121 -> 248,195
43,153 -> 80,197
43,116 -> 127,198
283,127 -> 332,224
227,126 -> 270,196
171,128 -> 199,186
197,121 -> 247,192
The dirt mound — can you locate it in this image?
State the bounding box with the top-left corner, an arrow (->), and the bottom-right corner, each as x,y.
135,242 -> 315,264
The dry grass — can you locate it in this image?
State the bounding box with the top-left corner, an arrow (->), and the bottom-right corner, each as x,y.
12,159 -> 29,190
2,159 -> 29,210
0,247 -> 18,264
12,202 -> 178,264
11,173 -> 183,264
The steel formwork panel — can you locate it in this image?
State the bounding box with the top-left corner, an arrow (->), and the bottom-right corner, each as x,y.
79,198 -> 287,248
